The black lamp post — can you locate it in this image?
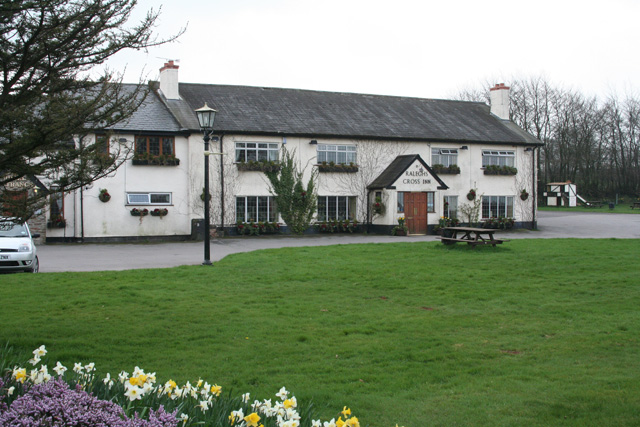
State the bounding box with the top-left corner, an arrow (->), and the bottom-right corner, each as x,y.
195,103 -> 217,265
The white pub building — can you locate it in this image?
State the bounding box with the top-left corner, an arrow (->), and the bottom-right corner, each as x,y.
40,62 -> 542,241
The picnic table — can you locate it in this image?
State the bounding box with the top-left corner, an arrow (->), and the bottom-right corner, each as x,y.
630,202 -> 640,209
437,226 -> 506,248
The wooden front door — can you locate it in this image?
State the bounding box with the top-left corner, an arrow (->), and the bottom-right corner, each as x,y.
405,192 -> 427,234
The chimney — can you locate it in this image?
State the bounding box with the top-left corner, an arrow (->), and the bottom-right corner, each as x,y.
159,60 -> 180,100
490,83 -> 510,120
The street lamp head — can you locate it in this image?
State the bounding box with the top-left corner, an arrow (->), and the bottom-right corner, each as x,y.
195,103 -> 217,130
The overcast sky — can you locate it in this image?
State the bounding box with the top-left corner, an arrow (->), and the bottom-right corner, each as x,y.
105,0 -> 639,100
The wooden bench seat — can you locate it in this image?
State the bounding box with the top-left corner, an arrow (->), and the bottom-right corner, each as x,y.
437,236 -> 506,246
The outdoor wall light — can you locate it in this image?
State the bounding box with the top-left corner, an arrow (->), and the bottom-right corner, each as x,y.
460,146 -> 468,150
309,139 -> 318,145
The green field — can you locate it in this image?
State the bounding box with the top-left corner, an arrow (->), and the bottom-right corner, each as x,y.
539,204 -> 640,214
1,239 -> 639,426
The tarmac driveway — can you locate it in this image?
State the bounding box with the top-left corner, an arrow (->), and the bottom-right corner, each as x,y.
35,211 -> 639,272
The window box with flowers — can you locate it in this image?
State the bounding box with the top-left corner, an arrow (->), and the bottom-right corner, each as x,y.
130,208 -> 149,217
132,153 -> 180,166
483,165 -> 517,175
47,216 -> 66,229
149,208 -> 168,217
317,162 -> 359,173
236,161 -> 280,173
431,164 -> 461,175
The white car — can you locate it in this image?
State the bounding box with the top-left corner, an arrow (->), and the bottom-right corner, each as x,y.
0,219 -> 39,273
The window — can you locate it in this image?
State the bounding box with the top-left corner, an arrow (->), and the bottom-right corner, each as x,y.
432,148 -> 458,166
482,196 -> 514,218
127,192 -> 172,205
443,195 -> 458,218
136,136 -> 175,156
235,142 -> 279,162
317,144 -> 357,165
236,196 -> 277,222
427,192 -> 435,213
482,150 -> 515,167
317,196 -> 357,221
397,192 -> 404,213
50,191 -> 64,219
96,134 -> 109,154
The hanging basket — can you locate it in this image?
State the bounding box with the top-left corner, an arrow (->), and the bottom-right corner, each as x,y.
520,191 -> 529,201
467,190 -> 476,201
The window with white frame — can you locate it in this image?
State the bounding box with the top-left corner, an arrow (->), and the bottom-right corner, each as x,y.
482,150 -> 515,167
236,196 -> 277,222
432,148 -> 458,166
443,195 -> 458,218
317,196 -> 357,221
235,142 -> 279,163
317,144 -> 357,165
127,192 -> 172,205
482,196 -> 514,218
397,192 -> 404,213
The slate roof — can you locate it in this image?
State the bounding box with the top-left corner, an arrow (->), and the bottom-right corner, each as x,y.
107,84 -> 184,134
368,154 -> 449,190
170,83 -> 542,146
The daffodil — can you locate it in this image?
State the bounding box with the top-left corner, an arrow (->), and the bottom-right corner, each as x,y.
336,417 -> 345,427
210,384 -> 222,396
53,361 -> 67,376
33,345 -> 47,358
124,384 -> 143,401
84,362 -> 95,372
7,386 -> 15,396
199,400 -> 209,412
242,392 -> 250,403
13,367 -> 26,383
345,416 -> 360,427
284,396 -> 297,409
323,418 -> 337,427
276,386 -> 289,400
244,412 -> 261,427
341,406 -> 351,417
28,355 -> 41,366
73,363 -> 83,373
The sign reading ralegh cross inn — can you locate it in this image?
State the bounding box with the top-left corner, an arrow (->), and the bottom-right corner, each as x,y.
394,162 -> 435,191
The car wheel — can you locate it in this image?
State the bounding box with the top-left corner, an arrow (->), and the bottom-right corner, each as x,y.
26,256 -> 39,273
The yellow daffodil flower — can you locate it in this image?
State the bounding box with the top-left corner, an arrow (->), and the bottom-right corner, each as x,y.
13,368 -> 26,383
336,417 -> 345,427
341,406 -> 351,417
244,412 -> 261,427
211,384 -> 222,396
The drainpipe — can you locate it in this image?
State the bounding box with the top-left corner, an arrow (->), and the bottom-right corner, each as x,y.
219,134 -> 225,232
80,186 -> 85,242
366,188 -> 373,233
531,146 -> 537,230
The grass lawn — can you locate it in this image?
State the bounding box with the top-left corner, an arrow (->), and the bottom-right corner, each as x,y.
1,239 -> 639,426
539,204 -> 640,214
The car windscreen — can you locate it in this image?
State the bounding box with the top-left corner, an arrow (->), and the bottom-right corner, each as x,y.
0,222 -> 29,238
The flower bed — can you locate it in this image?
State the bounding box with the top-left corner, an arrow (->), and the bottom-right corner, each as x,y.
0,345 -> 363,427
481,216 -> 514,229
315,219 -> 359,233
236,221 -> 280,236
